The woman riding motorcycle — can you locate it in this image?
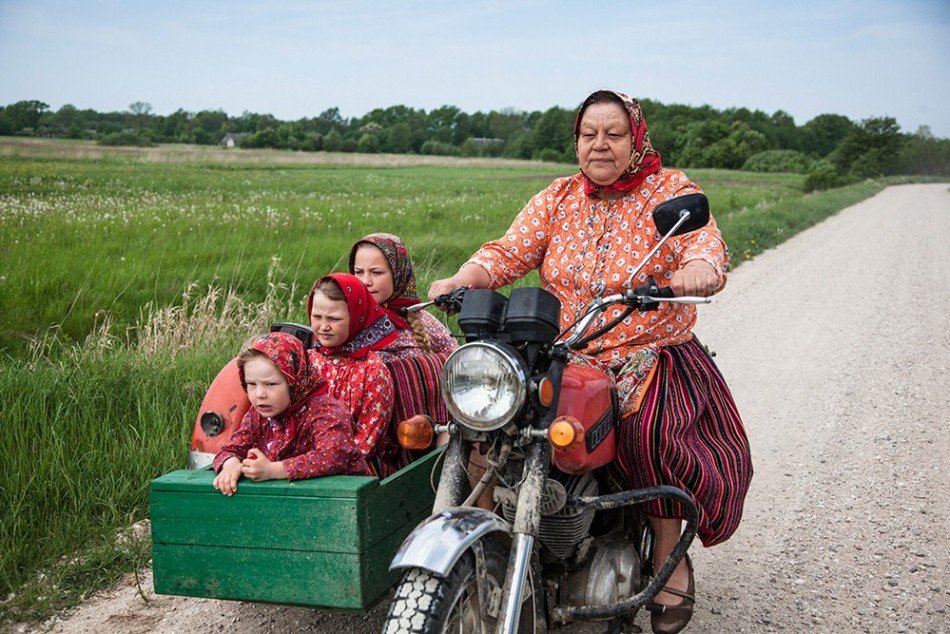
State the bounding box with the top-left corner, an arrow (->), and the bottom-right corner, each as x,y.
428,89 -> 754,634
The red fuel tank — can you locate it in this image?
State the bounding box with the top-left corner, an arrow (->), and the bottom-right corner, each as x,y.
551,363 -> 617,474
188,357 -> 249,469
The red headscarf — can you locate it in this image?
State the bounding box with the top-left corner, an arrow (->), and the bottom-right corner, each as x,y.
238,332 -> 327,413
347,232 -> 417,330
308,273 -> 399,359
573,90 -> 663,196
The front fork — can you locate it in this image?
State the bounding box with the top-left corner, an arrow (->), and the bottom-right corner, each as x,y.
496,440 -> 549,634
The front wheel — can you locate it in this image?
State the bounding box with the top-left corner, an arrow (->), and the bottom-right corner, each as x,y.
382,536 -> 541,634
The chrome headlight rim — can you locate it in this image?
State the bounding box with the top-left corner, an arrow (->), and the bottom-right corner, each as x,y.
441,341 -> 527,431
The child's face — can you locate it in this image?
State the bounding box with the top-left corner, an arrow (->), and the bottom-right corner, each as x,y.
243,356 -> 291,418
309,291 -> 350,348
352,245 -> 395,305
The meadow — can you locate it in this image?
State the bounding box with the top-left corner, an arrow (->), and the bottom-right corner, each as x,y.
0,140 -> 888,626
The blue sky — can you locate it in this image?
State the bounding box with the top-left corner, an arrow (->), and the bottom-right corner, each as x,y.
1,0 -> 949,138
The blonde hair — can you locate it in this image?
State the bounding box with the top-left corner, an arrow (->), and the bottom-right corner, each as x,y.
407,311 -> 433,352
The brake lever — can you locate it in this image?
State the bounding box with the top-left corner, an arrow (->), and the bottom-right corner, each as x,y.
402,286 -> 468,316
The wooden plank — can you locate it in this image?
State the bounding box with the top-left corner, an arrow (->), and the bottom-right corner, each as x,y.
151,489 -> 363,552
152,505 -> 432,609
151,468 -> 378,499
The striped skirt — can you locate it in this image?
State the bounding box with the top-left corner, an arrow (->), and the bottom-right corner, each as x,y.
614,336 -> 753,547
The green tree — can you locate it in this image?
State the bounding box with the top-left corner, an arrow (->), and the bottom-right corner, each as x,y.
527,106 -> 574,161
700,123 -> 770,169
386,122 -> 412,153
358,133 -> 381,153
2,100 -> 50,133
801,114 -> 855,157
831,116 -> 903,178
897,126 -> 950,176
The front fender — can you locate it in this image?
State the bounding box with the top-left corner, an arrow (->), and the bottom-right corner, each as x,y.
390,507 -> 511,576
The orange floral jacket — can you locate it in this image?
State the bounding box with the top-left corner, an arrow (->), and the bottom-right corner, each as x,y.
468,169 -> 728,368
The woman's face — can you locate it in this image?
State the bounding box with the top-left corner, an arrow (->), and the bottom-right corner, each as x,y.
576,102 -> 633,186
309,291 -> 351,348
352,245 -> 395,305
242,356 -> 291,418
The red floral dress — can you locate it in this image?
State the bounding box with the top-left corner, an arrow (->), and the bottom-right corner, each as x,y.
212,332 -> 371,480
308,349 -> 396,475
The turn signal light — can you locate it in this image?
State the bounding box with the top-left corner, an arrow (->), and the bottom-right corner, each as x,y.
397,415 -> 435,450
548,416 -> 582,449
537,377 -> 555,408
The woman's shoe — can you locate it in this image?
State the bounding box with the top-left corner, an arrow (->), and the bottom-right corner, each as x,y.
649,554 -> 695,634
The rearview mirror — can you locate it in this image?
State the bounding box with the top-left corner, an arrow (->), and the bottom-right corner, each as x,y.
653,193 -> 710,236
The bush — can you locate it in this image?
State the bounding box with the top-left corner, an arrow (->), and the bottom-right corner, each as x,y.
96,130 -> 153,147
420,140 -> 459,156
742,150 -> 813,173
535,148 -> 571,164
803,159 -> 854,192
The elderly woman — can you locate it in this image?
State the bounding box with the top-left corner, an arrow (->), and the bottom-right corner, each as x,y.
429,90 -> 753,634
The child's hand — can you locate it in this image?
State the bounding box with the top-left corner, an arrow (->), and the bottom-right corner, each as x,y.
212,457 -> 243,496
241,448 -> 287,482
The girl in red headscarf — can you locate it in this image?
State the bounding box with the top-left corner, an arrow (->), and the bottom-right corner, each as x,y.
307,273 -> 402,477
211,332 -> 371,496
348,232 -> 457,361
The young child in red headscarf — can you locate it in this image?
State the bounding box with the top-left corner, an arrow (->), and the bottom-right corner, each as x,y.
307,273 -> 402,477
212,332 -> 370,496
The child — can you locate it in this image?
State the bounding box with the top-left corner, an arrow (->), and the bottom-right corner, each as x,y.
307,273 -> 404,477
212,332 -> 370,496
349,232 -> 457,361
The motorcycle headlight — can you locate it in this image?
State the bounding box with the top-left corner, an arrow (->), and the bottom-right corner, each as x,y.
442,341 -> 527,431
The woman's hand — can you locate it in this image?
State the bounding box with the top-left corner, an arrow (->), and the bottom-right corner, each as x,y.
240,448 -> 287,482
428,277 -> 462,301
670,260 -> 719,297
428,264 -> 491,304
212,457 -> 243,496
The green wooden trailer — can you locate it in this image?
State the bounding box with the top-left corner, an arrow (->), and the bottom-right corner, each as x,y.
150,447 -> 442,610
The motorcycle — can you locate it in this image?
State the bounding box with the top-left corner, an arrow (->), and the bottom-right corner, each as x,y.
382,193 -> 712,633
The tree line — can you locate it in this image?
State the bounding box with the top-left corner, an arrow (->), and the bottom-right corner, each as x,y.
2,98 -> 949,191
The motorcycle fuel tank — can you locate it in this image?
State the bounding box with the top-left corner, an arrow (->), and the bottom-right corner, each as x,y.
551,363 -> 617,474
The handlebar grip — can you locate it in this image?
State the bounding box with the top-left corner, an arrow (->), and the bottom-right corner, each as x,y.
652,286 -> 675,299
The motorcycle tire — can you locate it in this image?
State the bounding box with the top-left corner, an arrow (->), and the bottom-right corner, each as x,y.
381,536 -> 541,634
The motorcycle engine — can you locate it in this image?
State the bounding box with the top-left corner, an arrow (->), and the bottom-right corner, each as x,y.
496,472 -> 597,559
496,471 -> 644,608
559,536 -> 643,607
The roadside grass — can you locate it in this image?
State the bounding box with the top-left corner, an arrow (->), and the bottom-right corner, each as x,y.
0,139 -> 920,627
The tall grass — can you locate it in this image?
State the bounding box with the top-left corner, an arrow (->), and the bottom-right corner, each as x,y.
0,141 -> 902,627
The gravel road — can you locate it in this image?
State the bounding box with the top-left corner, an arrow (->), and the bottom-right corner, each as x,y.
20,183 -> 950,634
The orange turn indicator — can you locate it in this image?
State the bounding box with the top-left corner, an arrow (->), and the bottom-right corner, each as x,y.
548,416 -> 582,449
397,415 -> 435,450
537,376 -> 555,407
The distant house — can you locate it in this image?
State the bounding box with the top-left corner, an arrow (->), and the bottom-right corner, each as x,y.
219,133 -> 249,148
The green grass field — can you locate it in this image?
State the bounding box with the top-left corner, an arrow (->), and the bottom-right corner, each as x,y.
0,139 -> 888,626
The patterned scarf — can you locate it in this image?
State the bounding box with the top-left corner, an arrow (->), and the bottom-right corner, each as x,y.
238,332 -> 327,426
573,90 -> 663,196
348,232 -> 419,329
308,273 -> 399,359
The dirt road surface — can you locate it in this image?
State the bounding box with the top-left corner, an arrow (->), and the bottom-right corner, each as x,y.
19,183 -> 950,634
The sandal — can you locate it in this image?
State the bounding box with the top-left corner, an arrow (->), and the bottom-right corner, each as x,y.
648,554 -> 695,634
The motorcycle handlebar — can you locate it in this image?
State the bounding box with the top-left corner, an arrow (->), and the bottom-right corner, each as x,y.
401,286 -> 468,316
562,283 -> 710,350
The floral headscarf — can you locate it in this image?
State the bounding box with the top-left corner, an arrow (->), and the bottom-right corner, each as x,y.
239,332 -> 325,412
573,90 -> 663,196
347,232 -> 419,329
308,273 -> 399,359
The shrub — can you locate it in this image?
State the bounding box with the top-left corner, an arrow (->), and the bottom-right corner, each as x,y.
742,150 -> 813,173
803,159 -> 853,192
96,130 -> 153,147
